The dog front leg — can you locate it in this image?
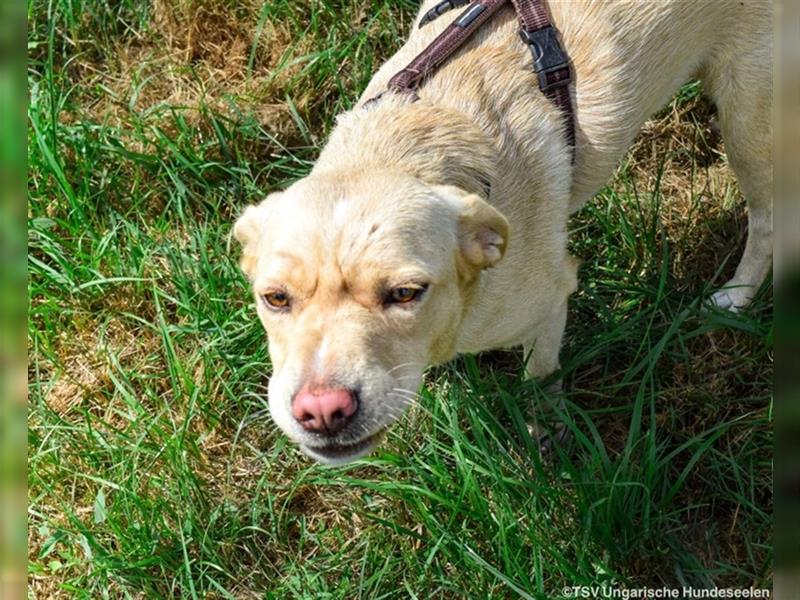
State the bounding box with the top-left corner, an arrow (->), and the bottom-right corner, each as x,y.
522,298 -> 569,449
523,298 -> 567,382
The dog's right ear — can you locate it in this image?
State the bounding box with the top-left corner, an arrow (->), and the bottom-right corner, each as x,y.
233,196 -> 277,279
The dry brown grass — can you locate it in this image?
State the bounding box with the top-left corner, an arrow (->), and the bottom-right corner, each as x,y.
35,300 -> 164,418
67,0 -> 311,140
623,93 -> 747,287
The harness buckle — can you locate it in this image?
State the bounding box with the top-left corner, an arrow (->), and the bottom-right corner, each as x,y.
518,25 -> 571,92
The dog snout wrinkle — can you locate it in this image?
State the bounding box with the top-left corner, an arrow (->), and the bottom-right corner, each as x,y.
292,386 -> 358,435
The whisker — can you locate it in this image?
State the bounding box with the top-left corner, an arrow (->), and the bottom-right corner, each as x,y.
385,361 -> 427,376
386,391 -> 422,409
392,385 -> 424,397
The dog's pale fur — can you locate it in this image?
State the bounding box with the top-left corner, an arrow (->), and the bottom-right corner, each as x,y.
234,0 -> 772,463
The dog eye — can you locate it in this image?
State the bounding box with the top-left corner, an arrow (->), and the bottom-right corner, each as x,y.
387,285 -> 427,304
262,291 -> 290,310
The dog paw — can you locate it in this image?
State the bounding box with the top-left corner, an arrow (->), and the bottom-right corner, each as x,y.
527,420 -> 569,453
708,283 -> 753,313
544,378 -> 563,395
527,388 -> 568,454
708,289 -> 737,311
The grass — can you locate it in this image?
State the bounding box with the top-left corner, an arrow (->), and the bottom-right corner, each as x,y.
27,1 -> 772,597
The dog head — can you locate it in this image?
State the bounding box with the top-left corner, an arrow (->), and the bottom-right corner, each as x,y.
233,171 -> 508,463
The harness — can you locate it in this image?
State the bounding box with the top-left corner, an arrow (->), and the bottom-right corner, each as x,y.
365,0 -> 575,162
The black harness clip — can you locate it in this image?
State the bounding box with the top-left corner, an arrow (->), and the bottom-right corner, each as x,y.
519,25 -> 571,92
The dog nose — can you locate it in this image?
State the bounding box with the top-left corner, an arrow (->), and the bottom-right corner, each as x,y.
292,387 -> 358,435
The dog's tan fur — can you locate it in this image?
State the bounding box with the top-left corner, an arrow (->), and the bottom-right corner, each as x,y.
234,0 -> 772,463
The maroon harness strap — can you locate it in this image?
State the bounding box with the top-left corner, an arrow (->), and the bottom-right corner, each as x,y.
385,0 -> 509,99
365,0 -> 575,163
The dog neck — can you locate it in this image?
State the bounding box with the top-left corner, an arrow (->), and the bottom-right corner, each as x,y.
313,95 -> 498,200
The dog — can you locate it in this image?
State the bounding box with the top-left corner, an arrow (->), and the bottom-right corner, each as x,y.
233,0 -> 772,464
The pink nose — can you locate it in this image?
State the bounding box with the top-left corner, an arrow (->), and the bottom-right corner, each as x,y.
292,387 -> 358,435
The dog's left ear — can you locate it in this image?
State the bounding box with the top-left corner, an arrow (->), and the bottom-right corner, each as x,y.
233,195 -> 278,279
433,185 -> 510,271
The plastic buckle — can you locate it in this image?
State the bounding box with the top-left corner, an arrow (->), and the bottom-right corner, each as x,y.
419,0 -> 474,28
518,25 -> 571,92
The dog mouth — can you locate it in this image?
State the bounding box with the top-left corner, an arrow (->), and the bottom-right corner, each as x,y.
301,429 -> 387,464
